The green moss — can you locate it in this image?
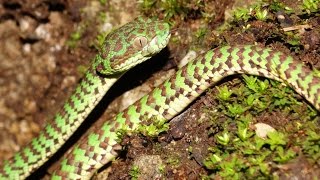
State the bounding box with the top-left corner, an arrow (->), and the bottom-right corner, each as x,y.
302,0 -> 320,14
137,118 -> 169,138
232,3 -> 271,22
129,165 -> 141,180
99,0 -> 107,5
66,28 -> 83,48
269,0 -> 293,13
166,154 -> 181,167
202,74 -> 319,178
139,0 -> 189,20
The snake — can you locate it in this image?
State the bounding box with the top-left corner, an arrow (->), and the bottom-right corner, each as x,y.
49,44 -> 320,179
1,18 -> 320,180
0,17 -> 171,179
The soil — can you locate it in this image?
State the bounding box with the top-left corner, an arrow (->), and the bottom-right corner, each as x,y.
0,0 -> 319,179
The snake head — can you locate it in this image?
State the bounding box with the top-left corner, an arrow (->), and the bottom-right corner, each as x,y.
94,17 -> 171,75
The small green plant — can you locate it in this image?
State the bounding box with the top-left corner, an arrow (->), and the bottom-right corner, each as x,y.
160,0 -> 188,20
285,32 -> 302,51
302,0 -> 320,14
242,75 -> 269,93
237,120 -> 252,141
204,123 -> 301,178
66,29 -> 83,48
138,118 -> 169,137
139,0 -> 157,12
233,7 -> 251,22
158,164 -> 166,173
129,165 -> 140,180
99,0 -> 107,5
254,131 -> 287,150
253,6 -> 268,21
302,130 -> 320,160
166,155 -> 181,167
76,65 -> 88,75
273,147 -> 296,163
269,0 -> 293,14
216,132 -> 230,146
217,85 -> 233,101
226,103 -> 248,117
212,74 -> 303,118
139,0 -> 189,20
194,27 -> 208,42
233,2 -> 270,22
70,31 -> 82,41
218,155 -> 246,178
98,12 -> 107,23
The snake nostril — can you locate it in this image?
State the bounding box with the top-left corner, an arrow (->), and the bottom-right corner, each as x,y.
101,53 -> 108,59
96,64 -> 104,72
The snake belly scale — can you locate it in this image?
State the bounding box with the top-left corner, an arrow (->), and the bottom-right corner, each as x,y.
0,17 -> 171,179
51,45 -> 320,179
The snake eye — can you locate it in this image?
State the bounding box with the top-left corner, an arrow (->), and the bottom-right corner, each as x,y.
133,36 -> 148,49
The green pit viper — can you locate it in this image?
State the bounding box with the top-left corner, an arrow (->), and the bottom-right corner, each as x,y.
1,17 -> 320,179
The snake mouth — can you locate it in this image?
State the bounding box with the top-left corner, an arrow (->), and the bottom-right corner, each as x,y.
160,31 -> 171,50
145,32 -> 171,56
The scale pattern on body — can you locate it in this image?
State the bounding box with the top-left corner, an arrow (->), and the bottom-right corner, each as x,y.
51,45 -> 320,179
0,17 -> 171,179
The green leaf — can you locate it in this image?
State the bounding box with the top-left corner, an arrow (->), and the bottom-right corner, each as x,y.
266,131 -> 287,150
217,132 -> 230,146
217,85 -> 233,101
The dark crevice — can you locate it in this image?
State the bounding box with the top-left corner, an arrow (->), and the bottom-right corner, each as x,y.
3,1 -> 22,10
45,1 -> 66,12
0,13 -> 15,22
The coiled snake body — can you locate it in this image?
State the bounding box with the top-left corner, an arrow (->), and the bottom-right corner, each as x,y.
1,18 -> 320,179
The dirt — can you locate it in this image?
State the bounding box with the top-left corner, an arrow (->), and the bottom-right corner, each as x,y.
0,0 -> 319,179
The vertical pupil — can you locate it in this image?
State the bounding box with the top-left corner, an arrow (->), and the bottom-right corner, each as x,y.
133,36 -> 147,49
